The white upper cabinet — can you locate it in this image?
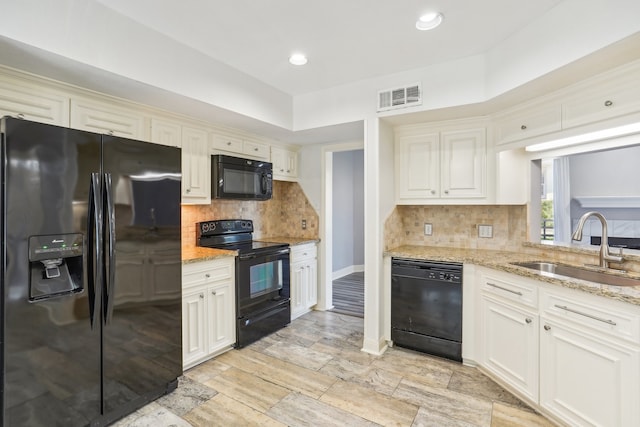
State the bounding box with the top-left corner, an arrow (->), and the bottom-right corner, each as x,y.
181,125 -> 211,204
493,103 -> 562,147
70,98 -> 145,140
395,120 -> 487,204
0,76 -> 69,126
271,146 -> 299,181
150,118 -> 182,147
211,132 -> 270,160
562,62 -> 640,130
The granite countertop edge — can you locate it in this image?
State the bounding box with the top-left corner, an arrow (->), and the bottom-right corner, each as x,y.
256,236 -> 320,246
385,245 -> 640,307
182,247 -> 237,264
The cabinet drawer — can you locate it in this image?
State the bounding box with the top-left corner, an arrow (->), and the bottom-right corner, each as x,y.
70,99 -> 144,139
541,290 -> 640,344
493,104 -> 561,146
183,259 -> 234,289
211,133 -> 243,153
291,244 -> 317,263
243,140 -> 269,159
481,272 -> 538,308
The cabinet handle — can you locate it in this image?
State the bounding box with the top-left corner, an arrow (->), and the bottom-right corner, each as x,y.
604,100 -> 613,107
554,304 -> 617,326
486,282 -> 523,296
544,324 -> 551,331
525,318 -> 532,324
199,293 -> 204,299
16,113 -> 25,119
520,125 -> 527,130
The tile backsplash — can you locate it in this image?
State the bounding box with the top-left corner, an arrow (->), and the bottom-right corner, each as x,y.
384,205 -> 528,251
181,181 -> 319,252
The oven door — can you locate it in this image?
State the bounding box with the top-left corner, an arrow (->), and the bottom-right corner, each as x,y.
236,248 -> 290,316
212,155 -> 272,200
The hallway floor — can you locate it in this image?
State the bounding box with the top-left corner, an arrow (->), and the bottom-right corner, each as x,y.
114,311 -> 553,426
331,272 -> 364,318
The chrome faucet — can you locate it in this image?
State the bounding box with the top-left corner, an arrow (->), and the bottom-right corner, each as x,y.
571,211 -> 624,269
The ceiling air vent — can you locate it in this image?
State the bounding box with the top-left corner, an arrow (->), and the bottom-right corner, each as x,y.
377,83 -> 422,112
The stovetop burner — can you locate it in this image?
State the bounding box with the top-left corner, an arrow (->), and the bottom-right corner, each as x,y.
196,219 -> 288,255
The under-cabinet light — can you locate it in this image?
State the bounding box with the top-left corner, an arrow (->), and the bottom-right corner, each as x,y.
525,122 -> 640,152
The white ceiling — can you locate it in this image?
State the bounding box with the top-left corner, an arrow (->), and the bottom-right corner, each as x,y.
96,0 -> 564,96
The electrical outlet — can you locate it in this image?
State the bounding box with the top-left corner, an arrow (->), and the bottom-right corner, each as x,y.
424,223 -> 433,236
478,224 -> 493,238
301,219 -> 307,230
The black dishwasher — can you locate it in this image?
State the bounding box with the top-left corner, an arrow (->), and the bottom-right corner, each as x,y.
391,258 -> 463,362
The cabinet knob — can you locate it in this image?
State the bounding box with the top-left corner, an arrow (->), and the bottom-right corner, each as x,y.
525,318 -> 532,324
211,291 -> 216,296
16,113 -> 25,119
286,169 -> 290,173
431,190 -> 436,195
254,147 -> 259,151
604,100 -> 613,107
520,125 -> 527,130
199,293 -> 204,299
444,190 -> 449,194
226,141 -> 232,145
108,130 -> 115,136
186,188 -> 191,193
544,324 -> 551,331
205,273 -> 211,278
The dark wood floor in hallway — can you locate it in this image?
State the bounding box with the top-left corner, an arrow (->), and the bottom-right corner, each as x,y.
331,272 -> 364,318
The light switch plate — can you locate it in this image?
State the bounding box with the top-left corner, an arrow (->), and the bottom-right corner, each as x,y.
424,223 -> 433,236
478,224 -> 493,238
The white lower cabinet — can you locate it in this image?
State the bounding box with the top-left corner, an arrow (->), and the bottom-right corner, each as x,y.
476,267 -> 640,427
290,243 -> 318,320
481,295 -> 539,403
540,317 -> 639,427
182,258 -> 236,369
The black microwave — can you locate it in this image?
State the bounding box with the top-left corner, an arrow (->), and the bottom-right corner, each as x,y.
211,154 -> 273,200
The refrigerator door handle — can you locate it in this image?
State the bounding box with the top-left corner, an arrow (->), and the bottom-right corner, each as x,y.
87,173 -> 103,329
104,172 -> 117,324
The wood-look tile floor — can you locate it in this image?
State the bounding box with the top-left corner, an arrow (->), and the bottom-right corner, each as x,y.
114,311 -> 554,427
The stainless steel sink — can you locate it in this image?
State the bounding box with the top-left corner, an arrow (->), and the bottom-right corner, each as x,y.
511,261 -> 640,287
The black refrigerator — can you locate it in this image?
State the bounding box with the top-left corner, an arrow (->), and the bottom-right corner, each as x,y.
0,117 -> 183,426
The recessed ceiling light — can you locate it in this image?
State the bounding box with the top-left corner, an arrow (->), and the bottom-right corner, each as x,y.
289,53 -> 308,66
416,12 -> 444,31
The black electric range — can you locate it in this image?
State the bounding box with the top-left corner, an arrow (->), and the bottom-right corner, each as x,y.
196,219 -> 291,347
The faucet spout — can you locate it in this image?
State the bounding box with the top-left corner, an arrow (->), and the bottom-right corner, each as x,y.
571,211 -> 624,269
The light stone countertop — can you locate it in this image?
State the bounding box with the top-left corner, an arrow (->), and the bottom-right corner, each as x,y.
385,245 -> 640,307
182,246 -> 236,264
257,236 -> 320,246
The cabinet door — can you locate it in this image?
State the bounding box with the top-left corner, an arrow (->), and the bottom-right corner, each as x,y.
481,296 -> 538,402
540,319 -> 640,427
181,126 -> 211,204
493,104 -> 562,146
70,99 -> 144,139
441,128 -> 486,198
290,262 -> 307,320
183,290 -> 207,367
151,118 -> 182,147
272,146 -> 298,180
243,140 -> 270,160
305,261 -> 318,308
207,283 -> 235,354
396,133 -> 439,199
0,78 -> 69,126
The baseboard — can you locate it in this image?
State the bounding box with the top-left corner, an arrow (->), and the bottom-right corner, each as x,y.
332,264 -> 365,280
